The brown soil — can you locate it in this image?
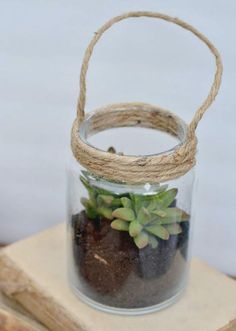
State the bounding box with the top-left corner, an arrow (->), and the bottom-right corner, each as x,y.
71,211 -> 189,309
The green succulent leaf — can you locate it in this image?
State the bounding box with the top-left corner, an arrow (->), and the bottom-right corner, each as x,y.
112,208 -> 135,221
111,219 -> 129,231
90,193 -> 97,208
80,175 -> 91,191
129,220 -> 143,237
81,195 -> 98,219
97,194 -> 114,205
137,207 -> 152,225
130,194 -> 143,214
80,175 -> 118,199
80,177 -> 97,207
155,188 -> 178,209
134,231 -> 149,249
97,207 -> 113,220
132,194 -> 166,214
111,198 -> 122,207
94,185 -> 117,196
145,224 -> 170,240
85,206 -> 98,220
155,208 -> 189,224
152,210 -> 166,218
165,223 -> 182,235
80,197 -> 90,208
121,197 -> 132,208
148,234 -> 159,249
147,198 -> 159,212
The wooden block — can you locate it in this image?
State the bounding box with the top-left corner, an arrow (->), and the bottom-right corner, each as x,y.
0,224 -> 236,331
0,292 -> 48,330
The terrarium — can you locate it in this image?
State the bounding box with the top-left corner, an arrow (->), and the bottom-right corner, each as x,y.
67,12 -> 222,315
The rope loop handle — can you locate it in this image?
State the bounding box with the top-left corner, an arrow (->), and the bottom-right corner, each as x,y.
72,11 -> 223,183
76,11 -> 222,136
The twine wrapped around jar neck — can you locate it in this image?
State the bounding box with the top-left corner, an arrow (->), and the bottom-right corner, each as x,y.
71,11 -> 223,184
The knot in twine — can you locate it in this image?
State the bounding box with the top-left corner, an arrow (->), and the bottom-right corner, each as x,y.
71,11 -> 222,184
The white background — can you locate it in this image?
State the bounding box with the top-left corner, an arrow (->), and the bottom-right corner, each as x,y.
1,1 -> 235,275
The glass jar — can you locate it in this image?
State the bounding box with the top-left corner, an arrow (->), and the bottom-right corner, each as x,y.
66,9 -> 223,315
67,109 -> 195,315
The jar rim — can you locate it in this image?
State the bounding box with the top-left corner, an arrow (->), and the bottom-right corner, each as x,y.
78,105 -> 188,158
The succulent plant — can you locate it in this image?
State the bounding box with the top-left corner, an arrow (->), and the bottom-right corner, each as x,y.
80,175 -> 189,249
80,176 -> 122,220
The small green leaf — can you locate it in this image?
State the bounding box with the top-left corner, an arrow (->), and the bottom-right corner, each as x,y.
95,186 -> 116,196
146,188 -> 168,211
112,208 -> 135,221
130,194 -> 143,214
157,208 -> 189,224
111,198 -> 122,207
97,207 -> 113,220
134,231 -> 149,249
137,207 -> 152,225
111,219 -> 129,231
81,194 -> 98,219
80,176 -> 97,208
148,218 -> 162,226
121,197 -> 132,208
80,197 -> 90,208
89,192 -> 97,207
165,223 -> 182,235
97,195 -> 114,205
165,207 -> 182,220
97,195 -> 121,207
80,175 -> 91,191
129,220 -> 143,237
155,188 -> 178,209
145,224 -> 170,240
147,198 -> 158,212
85,206 -> 98,220
152,210 -> 166,218
148,234 -> 159,249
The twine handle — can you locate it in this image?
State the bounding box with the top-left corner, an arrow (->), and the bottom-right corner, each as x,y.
76,11 -> 223,135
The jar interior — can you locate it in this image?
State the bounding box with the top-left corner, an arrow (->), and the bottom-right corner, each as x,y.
79,106 -> 188,157
88,127 -> 180,156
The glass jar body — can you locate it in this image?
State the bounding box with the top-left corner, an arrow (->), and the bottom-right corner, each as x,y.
67,156 -> 195,315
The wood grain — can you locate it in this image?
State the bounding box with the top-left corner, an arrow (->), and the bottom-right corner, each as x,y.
0,307 -> 39,331
0,292 -> 48,331
217,319 -> 236,331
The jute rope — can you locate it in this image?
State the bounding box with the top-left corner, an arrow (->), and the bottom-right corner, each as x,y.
71,11 -> 223,183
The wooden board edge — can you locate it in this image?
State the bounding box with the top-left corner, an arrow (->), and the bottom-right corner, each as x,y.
0,292 -> 48,331
217,319 -> 236,331
0,252 -> 87,331
0,307 -> 41,331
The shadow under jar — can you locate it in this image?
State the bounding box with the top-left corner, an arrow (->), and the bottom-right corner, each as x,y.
67,106 -> 195,315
